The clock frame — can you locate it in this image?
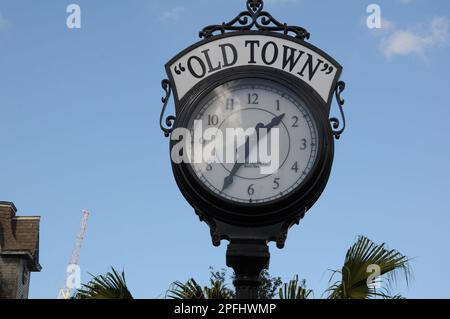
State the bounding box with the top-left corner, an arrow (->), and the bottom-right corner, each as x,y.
170,67 -> 334,229
159,0 -> 347,298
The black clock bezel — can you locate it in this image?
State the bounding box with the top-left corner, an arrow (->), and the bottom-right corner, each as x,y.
170,66 -> 334,227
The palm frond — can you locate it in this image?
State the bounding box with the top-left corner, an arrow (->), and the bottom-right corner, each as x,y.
204,278 -> 234,299
74,267 -> 133,299
167,278 -> 205,299
326,236 -> 412,299
279,275 -> 312,299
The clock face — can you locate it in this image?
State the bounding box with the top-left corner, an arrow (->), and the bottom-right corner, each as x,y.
187,78 -> 319,204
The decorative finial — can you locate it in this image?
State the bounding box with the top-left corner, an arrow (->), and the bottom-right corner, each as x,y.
247,0 -> 263,13
199,0 -> 310,40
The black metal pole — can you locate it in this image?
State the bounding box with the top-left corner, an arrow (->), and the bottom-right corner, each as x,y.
226,239 -> 270,299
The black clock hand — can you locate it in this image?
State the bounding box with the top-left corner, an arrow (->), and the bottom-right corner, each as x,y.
222,113 -> 285,192
265,113 -> 285,130
222,138 -> 247,191
256,113 -> 285,142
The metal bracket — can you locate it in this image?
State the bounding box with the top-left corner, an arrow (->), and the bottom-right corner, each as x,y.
329,81 -> 346,140
195,209 -> 307,250
159,79 -> 176,137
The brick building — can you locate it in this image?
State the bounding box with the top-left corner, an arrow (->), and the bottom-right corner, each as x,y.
0,201 -> 41,299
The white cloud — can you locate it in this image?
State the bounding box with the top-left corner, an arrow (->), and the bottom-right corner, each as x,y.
379,17 -> 449,59
159,7 -> 185,21
381,17 -> 396,32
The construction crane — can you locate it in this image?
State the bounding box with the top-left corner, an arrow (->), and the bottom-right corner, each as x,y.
57,210 -> 90,299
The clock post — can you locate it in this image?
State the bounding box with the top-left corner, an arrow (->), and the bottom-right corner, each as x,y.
226,239 -> 269,299
159,0 -> 347,299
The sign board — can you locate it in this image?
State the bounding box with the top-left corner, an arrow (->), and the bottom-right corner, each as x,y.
167,33 -> 341,107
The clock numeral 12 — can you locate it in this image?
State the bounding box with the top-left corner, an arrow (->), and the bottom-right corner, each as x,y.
248,93 -> 259,105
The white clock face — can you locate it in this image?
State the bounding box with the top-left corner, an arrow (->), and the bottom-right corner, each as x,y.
188,78 -> 319,204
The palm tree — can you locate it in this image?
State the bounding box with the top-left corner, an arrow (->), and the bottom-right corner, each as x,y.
325,235 -> 411,299
74,267 -> 133,299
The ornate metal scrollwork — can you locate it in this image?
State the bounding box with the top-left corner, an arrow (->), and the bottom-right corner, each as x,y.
199,0 -> 310,40
329,81 -> 346,140
159,79 -> 176,137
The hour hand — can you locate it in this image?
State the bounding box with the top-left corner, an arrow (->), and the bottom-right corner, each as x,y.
222,175 -> 234,192
222,160 -> 244,191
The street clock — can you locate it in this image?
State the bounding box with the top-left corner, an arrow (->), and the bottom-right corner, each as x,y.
159,0 -> 346,298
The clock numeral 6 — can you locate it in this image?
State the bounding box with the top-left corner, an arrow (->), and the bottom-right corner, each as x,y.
272,178 -> 280,190
247,184 -> 255,196
206,163 -> 213,171
208,114 -> 219,126
248,93 -> 259,105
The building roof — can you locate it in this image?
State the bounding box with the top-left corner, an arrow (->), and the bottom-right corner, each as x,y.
0,201 -> 41,271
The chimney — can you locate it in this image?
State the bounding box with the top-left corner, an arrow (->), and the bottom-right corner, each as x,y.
0,201 -> 17,219
0,201 -> 19,248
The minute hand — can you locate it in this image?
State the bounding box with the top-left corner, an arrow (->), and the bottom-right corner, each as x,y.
221,113 -> 285,192
264,113 -> 285,131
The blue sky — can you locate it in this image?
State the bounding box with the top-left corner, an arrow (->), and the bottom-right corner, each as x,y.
0,0 -> 449,299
